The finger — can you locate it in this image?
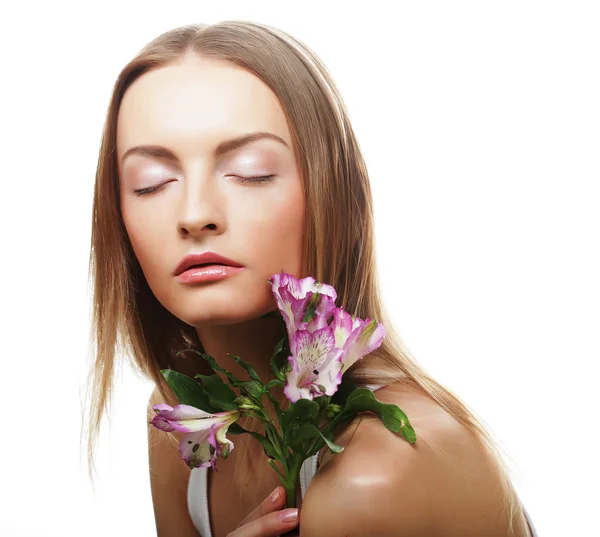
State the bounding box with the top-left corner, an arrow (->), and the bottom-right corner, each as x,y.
238,486 -> 286,526
234,508 -> 299,537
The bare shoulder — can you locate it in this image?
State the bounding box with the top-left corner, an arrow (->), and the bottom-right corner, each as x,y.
147,386 -> 200,537
301,383 -> 517,537
314,382 -> 466,472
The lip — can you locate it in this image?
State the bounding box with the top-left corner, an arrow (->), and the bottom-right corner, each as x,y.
175,264 -> 244,284
174,251 -> 243,277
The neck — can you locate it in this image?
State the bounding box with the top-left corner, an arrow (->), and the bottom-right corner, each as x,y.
194,310 -> 287,387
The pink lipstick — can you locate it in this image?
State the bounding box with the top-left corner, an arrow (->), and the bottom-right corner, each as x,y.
174,251 -> 244,284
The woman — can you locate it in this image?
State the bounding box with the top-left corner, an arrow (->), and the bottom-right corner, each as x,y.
85,20 -> 537,537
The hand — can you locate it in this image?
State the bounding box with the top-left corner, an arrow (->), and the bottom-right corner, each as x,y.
227,486 -> 300,537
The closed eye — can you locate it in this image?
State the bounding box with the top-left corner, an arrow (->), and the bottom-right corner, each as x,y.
133,183 -> 168,196
232,174 -> 276,184
133,175 -> 276,197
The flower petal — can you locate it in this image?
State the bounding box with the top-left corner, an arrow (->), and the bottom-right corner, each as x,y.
313,294 -> 337,322
155,404 -> 215,420
270,272 -> 339,347
299,276 -> 337,302
152,403 -> 174,413
292,326 -> 335,372
340,319 -> 386,374
150,414 -> 176,432
300,311 -> 329,333
312,353 -> 344,397
179,429 -> 215,469
176,410 -> 238,470
271,277 -> 311,341
209,422 -> 235,459
284,354 -> 312,402
270,272 -> 337,302
292,294 -> 337,346
270,272 -> 302,298
151,404 -> 239,433
331,307 -> 354,348
284,327 -> 344,401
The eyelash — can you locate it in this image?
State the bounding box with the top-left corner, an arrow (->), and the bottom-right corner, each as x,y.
133,175 -> 276,197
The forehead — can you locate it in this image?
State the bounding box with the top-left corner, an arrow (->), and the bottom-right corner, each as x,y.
116,57 -> 293,161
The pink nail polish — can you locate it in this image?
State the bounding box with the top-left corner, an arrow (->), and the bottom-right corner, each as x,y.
280,508 -> 298,523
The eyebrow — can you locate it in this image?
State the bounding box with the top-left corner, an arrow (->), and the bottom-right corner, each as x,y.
121,131 -> 289,165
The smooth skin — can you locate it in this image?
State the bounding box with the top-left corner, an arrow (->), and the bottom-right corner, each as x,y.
121,52 -> 307,537
147,388 -> 301,537
235,485 -> 299,536
121,53 -> 530,536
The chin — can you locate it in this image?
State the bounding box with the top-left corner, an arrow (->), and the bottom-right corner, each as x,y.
174,297 -> 277,328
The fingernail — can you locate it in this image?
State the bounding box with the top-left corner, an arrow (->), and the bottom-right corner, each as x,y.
270,487 -> 281,503
279,508 -> 298,523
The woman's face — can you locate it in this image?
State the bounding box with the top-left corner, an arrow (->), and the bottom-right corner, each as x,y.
116,55 -> 305,327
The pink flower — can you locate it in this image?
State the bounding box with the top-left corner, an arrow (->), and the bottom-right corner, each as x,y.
269,272 -> 337,343
270,272 -> 386,402
150,404 -> 239,470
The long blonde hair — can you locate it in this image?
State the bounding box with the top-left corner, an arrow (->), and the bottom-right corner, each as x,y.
85,20 -> 528,535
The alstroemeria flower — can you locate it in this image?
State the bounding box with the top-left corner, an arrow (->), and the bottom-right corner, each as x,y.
151,404 -> 239,470
283,307 -> 386,402
284,325 -> 345,402
332,308 -> 386,375
269,272 -> 337,342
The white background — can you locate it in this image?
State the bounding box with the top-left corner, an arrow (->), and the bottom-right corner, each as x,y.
1,1 -> 598,536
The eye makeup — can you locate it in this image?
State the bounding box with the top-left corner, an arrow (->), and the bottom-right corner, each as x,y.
132,174 -> 276,196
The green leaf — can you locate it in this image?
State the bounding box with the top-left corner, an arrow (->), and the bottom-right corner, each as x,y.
302,292 -> 322,323
334,388 -> 417,444
227,422 -> 247,435
330,375 -> 358,407
246,431 -> 279,459
314,394 -> 331,416
270,335 -> 287,380
194,374 -> 238,411
264,390 -> 283,427
265,378 -> 286,390
187,351 -> 242,386
288,424 -> 344,454
313,427 -> 344,454
161,369 -> 219,413
306,437 -> 326,458
287,423 -> 318,451
281,399 -> 320,438
227,353 -> 263,383
272,334 -> 285,356
400,423 -> 417,444
238,380 -> 264,401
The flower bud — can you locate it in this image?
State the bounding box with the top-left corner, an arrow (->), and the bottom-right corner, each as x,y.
326,403 -> 343,420
234,397 -> 261,411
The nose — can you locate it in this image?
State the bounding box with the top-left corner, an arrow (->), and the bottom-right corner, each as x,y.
177,174 -> 226,238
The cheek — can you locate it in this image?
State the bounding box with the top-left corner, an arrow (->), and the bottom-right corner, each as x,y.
247,195 -> 304,274
121,203 -> 167,281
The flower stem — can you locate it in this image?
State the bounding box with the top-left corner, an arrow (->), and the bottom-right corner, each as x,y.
243,409 -> 284,459
282,452 -> 304,509
258,409 -> 284,459
268,459 -> 286,481
264,422 -> 283,459
264,390 -> 283,424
